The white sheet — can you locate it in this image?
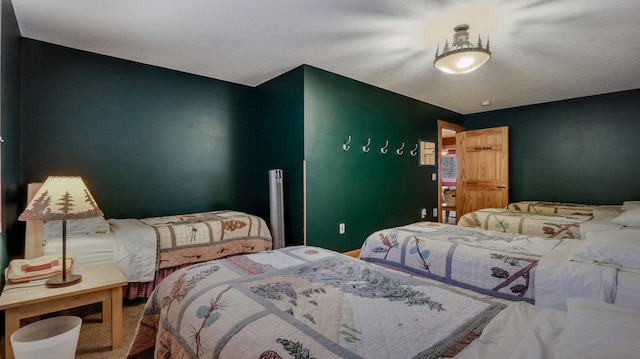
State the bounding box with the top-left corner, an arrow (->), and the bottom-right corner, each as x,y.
579,215 -> 623,238
456,298 -> 640,359
534,240 -> 617,310
615,270 -> 640,308
43,232 -> 122,266
455,302 -> 565,359
108,218 -> 157,282
43,218 -> 157,282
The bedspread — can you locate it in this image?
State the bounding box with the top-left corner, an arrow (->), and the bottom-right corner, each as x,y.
127,246 -> 506,359
457,208 -> 592,239
140,210 -> 272,270
507,201 -> 620,216
359,222 -> 562,303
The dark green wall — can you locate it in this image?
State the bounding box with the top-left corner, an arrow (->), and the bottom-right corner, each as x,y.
2,0 -> 22,263
463,89 -> 640,204
254,66 -> 305,246
304,66 -> 462,252
21,39 -> 258,226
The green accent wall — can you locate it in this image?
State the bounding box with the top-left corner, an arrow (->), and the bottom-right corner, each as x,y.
303,66 -> 462,251
254,66 -> 305,246
463,89 -> 640,204
21,39 -> 259,230
2,0 -> 22,265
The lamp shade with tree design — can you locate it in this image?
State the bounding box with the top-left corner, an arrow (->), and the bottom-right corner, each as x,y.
19,176 -> 103,287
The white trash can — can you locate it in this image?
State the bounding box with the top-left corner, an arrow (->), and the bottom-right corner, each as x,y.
10,316 -> 82,359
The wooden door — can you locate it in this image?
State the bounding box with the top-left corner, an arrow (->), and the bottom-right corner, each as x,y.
456,126 -> 509,220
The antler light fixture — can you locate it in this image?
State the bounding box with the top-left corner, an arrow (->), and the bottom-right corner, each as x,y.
434,24 -> 491,74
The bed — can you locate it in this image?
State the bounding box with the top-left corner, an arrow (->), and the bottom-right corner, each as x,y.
358,222 -> 562,303
127,246 -> 508,358
455,298 -> 640,358
456,208 -> 595,239
25,183 -> 273,299
358,222 -> 640,309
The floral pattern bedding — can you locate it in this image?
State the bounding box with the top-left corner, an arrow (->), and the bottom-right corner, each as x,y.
140,210 -> 273,270
127,246 -> 506,359
507,201 -> 606,216
457,208 -> 593,239
359,222 -> 563,303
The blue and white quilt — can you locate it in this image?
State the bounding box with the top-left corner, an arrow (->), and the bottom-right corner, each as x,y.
127,246 -> 506,359
359,222 -> 562,303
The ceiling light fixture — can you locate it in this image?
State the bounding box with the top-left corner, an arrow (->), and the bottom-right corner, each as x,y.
434,24 -> 491,74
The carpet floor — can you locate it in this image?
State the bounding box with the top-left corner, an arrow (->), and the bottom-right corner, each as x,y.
75,299 -> 147,358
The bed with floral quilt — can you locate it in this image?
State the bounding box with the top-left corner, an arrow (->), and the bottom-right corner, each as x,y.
127,246 -> 507,359
359,222 -> 563,303
456,208 -> 593,239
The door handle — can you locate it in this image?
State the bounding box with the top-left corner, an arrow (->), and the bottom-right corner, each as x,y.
498,184 -> 507,188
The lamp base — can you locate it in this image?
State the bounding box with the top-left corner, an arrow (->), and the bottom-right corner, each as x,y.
45,273 -> 82,287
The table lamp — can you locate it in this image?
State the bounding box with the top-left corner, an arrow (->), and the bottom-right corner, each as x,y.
18,176 -> 103,287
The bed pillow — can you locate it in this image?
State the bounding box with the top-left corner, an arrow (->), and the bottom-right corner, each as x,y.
621,200 -> 640,211
612,207 -> 640,227
43,217 -> 110,238
570,230 -> 640,272
555,298 -> 640,358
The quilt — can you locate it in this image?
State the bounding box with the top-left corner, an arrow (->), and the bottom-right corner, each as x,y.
359,222 -> 562,303
457,208 -> 593,239
140,210 -> 273,270
507,201 -> 612,216
127,246 -> 506,359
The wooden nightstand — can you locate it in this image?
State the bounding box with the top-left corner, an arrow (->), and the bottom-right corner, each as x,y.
0,262 -> 127,359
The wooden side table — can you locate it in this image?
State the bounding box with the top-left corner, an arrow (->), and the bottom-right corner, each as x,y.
0,262 -> 127,359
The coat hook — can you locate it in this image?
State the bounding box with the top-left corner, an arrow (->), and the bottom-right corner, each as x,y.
410,143 -> 418,157
380,140 -> 389,154
343,136 -> 351,151
396,142 -> 405,155
363,138 -> 371,153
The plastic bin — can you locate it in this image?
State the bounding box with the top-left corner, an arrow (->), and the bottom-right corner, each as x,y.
10,316 -> 82,359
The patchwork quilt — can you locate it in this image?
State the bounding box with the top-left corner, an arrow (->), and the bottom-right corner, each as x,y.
140,210 -> 273,270
127,246 -> 506,359
507,201 -> 606,216
359,222 -> 563,303
457,208 -> 593,239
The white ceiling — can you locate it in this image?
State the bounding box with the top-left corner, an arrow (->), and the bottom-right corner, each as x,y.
12,0 -> 640,114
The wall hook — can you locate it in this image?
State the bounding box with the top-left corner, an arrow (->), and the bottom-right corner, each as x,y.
410,143 -> 418,157
380,140 -> 389,154
343,135 -> 351,151
363,138 -> 371,153
396,142 -> 405,155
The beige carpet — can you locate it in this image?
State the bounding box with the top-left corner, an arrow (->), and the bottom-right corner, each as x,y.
75,299 -> 147,358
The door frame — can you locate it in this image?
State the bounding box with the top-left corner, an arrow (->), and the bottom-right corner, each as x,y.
437,120 -> 464,223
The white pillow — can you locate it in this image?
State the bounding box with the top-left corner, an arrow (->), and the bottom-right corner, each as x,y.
43,217 -> 110,238
556,298 -> 640,359
621,200 -> 640,211
612,207 -> 640,227
570,229 -> 640,272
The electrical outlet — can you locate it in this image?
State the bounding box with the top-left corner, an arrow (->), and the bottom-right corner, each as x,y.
339,223 -> 345,234
421,208 -> 427,219
431,173 -> 437,181
432,208 -> 438,217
